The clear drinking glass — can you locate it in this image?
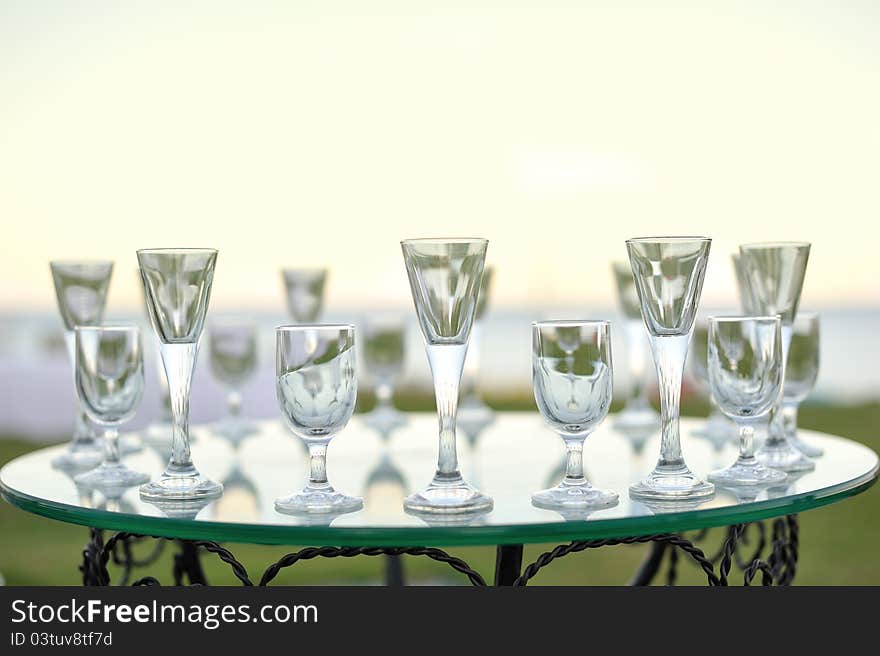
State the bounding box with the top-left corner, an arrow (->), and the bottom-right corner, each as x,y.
707,316 -> 786,486
208,321 -> 258,436
783,312 -> 821,457
731,253 -> 758,314
362,314 -> 407,431
73,326 -> 148,490
611,261 -> 658,430
49,260 -> 114,469
281,268 -> 327,323
739,242 -> 814,472
401,238 -> 492,514
689,319 -> 737,446
531,320 -> 618,509
137,248 -> 222,501
275,324 -> 361,514
626,237 -> 714,501
136,269 -> 173,447
459,266 -> 494,422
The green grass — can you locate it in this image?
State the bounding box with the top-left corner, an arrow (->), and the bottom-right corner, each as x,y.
1,401 -> 877,585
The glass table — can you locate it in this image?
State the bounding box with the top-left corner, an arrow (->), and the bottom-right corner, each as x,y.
2,413 -> 876,586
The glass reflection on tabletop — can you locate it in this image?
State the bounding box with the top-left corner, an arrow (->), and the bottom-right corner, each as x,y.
146,497 -> 214,520
362,314 -> 408,434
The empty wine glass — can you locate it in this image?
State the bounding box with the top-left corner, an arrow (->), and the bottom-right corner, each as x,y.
739,242 -> 813,472
49,260 -> 114,470
783,312 -> 821,457
281,268 -> 327,323
626,237 -> 714,501
460,265 -> 494,422
401,238 -> 492,515
731,253 -> 758,314
611,261 -> 658,430
362,314 -> 407,431
531,320 -> 618,509
209,321 -> 258,437
275,324 -> 361,514
73,326 -> 148,490
137,248 -> 222,501
136,268 -> 173,449
707,316 -> 786,486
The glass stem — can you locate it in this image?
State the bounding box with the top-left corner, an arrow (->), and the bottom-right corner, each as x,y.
227,390 -> 242,418
782,402 -> 798,441
738,423 -> 756,459
160,341 -> 199,472
425,343 -> 468,479
307,443 -> 329,488
103,428 -> 121,465
649,334 -> 690,467
767,325 -> 793,446
562,435 -> 586,485
375,381 -> 394,411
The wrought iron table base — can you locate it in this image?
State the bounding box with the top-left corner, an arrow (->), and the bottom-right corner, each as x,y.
80,515 -> 799,587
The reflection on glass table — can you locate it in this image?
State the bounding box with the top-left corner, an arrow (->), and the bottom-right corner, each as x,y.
1,414 -> 876,547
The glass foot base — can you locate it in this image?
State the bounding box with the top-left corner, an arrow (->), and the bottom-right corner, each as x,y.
403,476 -> 493,515
275,486 -> 362,515
708,457 -> 787,487
531,482 -> 618,510
629,464 -> 715,501
756,440 -> 815,472
790,434 -> 823,458
139,468 -> 223,502
74,462 -> 150,489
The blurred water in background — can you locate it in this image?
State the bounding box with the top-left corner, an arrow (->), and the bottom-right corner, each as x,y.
0,306 -> 877,439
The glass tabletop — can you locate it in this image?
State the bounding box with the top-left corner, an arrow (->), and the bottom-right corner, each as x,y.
1,413 -> 877,547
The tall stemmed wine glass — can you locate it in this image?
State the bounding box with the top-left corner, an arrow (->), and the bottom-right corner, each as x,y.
531,320 -> 618,509
275,324 -> 361,515
707,316 -> 786,486
401,238 -> 492,514
73,326 -> 148,490
739,242 -> 813,472
137,248 -> 222,501
782,312 -> 821,457
281,269 -> 327,323
49,260 -> 114,470
611,261 -> 658,430
626,237 -> 714,501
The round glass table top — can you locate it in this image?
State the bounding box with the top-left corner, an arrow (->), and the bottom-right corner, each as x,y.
2,413 -> 877,547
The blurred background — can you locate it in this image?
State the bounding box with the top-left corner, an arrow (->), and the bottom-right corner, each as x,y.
1,1 -> 878,584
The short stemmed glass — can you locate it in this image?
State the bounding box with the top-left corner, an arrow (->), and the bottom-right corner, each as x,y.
209,321 -> 258,438
611,261 -> 658,430
782,312 -> 821,457
362,314 -> 407,432
531,320 -> 618,510
401,238 -> 492,514
73,326 -> 148,490
459,265 -> 494,421
626,237 -> 714,501
281,268 -> 327,322
274,324 -> 362,515
137,248 -> 222,501
707,316 -> 786,486
739,242 -> 813,472
689,319 -> 736,446
49,260 -> 114,469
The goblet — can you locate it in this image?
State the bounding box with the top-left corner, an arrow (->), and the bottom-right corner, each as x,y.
739,242 -> 813,472
689,319 -> 736,446
281,268 -> 327,323
73,326 -> 148,490
137,248 -> 221,501
782,312 -> 821,457
49,260 -> 114,469
275,324 -> 362,514
362,314 -> 407,432
401,238 -> 492,514
707,316 -> 786,486
626,237 -> 714,501
611,261 -> 658,430
531,320 -> 618,509
459,266 -> 494,421
209,320 -> 258,437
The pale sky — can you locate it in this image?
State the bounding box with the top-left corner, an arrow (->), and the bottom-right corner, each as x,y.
1,1 -> 879,313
